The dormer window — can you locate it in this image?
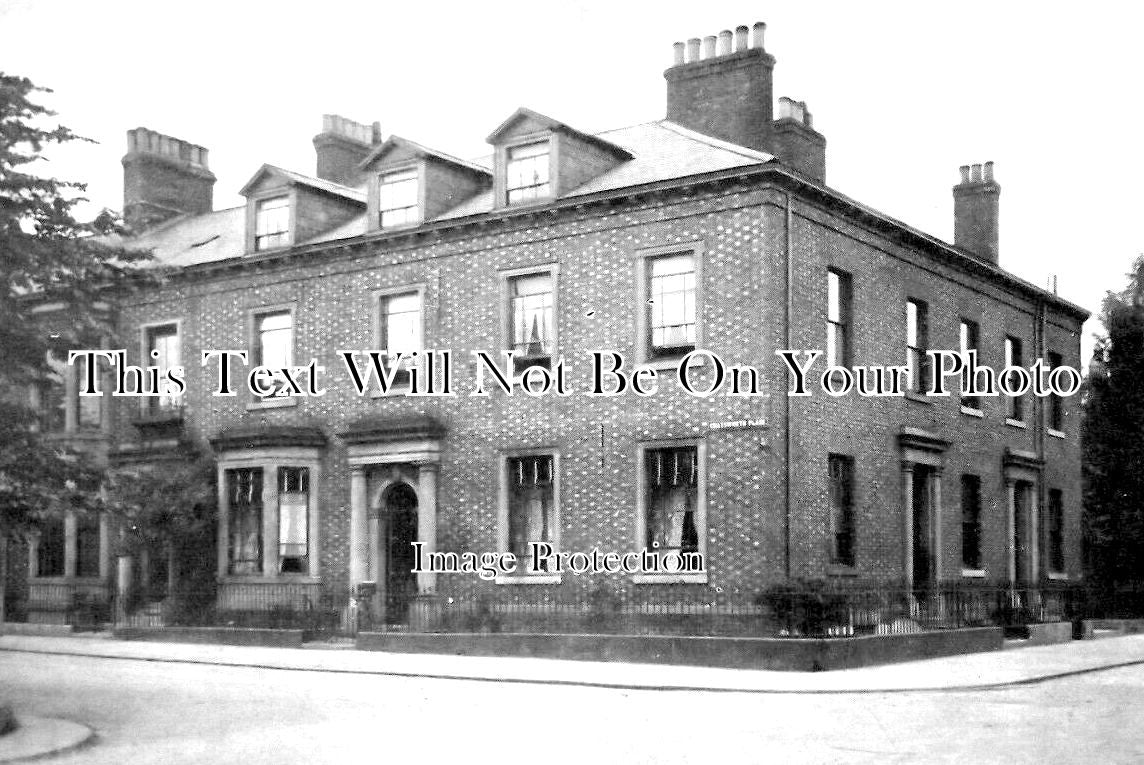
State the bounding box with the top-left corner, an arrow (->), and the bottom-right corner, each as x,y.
506,141 -> 550,204
378,168 -> 420,227
255,196 -> 290,251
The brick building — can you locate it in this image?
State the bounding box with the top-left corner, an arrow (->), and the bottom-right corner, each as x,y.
14,22 -> 1087,630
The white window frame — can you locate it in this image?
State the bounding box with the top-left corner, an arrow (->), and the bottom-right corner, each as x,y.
499,263 -> 559,379
216,449 -> 322,582
371,284 -> 427,396
495,448 -> 562,584
253,194 -> 291,252
504,139 -> 552,205
633,439 -> 708,584
378,165 -> 422,229
247,304 -> 297,409
139,319 -> 183,418
633,242 -> 705,370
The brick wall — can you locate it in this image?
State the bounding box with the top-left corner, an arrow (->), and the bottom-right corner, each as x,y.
111,176 -> 1085,602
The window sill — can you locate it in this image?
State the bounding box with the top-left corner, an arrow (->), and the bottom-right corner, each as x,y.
905,391 -> 935,405
960,406 -> 984,418
219,575 -> 321,585
246,396 -> 299,410
1047,428 -> 1066,439
826,565 -> 860,577
961,568 -> 987,579
29,576 -> 109,584
1005,418 -> 1027,429
631,573 -> 708,585
494,574 -> 562,585
1047,571 -> 1069,581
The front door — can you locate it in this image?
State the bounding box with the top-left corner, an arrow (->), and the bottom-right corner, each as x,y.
912,467 -> 933,591
384,483 -> 419,625
1013,481 -> 1031,586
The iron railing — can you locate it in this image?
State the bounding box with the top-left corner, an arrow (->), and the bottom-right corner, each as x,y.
93,580 -> 1106,640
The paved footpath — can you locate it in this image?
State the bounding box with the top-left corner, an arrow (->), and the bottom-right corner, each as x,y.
2,633 -> 1144,694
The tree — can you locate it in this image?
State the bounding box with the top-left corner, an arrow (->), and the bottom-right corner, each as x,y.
104,455 -> 217,618
0,72 -> 148,621
1083,255 -> 1144,598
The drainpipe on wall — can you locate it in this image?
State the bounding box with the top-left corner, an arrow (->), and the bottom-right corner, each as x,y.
1035,297 -> 1047,582
783,190 -> 793,580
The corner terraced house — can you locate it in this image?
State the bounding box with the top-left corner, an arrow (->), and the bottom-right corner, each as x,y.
10,22 -> 1088,636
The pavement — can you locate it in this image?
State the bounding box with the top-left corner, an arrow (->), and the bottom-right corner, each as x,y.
0,715 -> 93,764
1,631 -> 1143,695
3,633 -> 1143,764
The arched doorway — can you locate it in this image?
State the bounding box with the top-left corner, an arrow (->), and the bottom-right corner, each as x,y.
383,482 -> 419,625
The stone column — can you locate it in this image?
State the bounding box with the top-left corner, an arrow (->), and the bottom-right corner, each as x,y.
349,468 -> 368,591
931,468 -> 943,585
901,461 -> 914,589
417,463 -> 438,594
1029,485 -> 1040,583
64,512 -> 78,579
1006,479 -> 1017,585
262,463 -> 279,576
216,467 -> 229,578
98,514 -> 112,580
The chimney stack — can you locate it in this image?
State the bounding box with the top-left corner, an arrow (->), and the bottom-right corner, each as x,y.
953,161 -> 1001,263
122,128 -> 215,232
770,97 -> 827,183
665,22 -> 776,152
313,114 -> 382,186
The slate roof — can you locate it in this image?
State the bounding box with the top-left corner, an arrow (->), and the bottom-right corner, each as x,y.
120,119 -> 776,269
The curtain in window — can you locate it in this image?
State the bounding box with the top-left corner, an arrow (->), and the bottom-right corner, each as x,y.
228,468 -> 262,574
511,274 -> 553,357
278,468 -> 309,569
646,448 -> 698,555
508,456 -> 554,564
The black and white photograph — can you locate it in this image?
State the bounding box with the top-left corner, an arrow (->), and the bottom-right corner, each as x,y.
1,1 -> 1142,762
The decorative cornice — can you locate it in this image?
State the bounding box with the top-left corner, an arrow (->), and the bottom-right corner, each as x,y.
209,425 -> 327,452
338,415 -> 446,445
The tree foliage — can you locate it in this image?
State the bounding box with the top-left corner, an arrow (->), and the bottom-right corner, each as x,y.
1083,255 -> 1144,586
104,456 -> 217,556
1,74 -> 153,386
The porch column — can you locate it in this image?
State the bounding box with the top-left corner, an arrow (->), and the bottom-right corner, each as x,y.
901,461 -> 914,589
417,463 -> 439,593
1029,485 -> 1040,583
98,514 -> 112,580
1006,478 -> 1017,585
931,468 -> 943,584
349,467 -> 368,590
64,511 -> 78,578
216,466 -> 229,578
262,464 -> 279,576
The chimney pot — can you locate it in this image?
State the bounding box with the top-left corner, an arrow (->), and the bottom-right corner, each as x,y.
953,162 -> 1001,263
673,41 -> 685,65
751,21 -> 766,49
717,30 -> 732,56
702,35 -> 717,59
686,37 -> 701,62
122,127 -> 215,231
734,25 -> 749,51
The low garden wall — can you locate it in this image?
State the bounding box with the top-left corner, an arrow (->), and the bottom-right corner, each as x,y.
356,627 -> 1003,672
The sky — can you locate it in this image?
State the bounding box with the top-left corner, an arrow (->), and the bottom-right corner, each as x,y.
3,0 -> 1141,362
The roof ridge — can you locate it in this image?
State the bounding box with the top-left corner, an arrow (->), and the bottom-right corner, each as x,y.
656,121 -> 774,162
